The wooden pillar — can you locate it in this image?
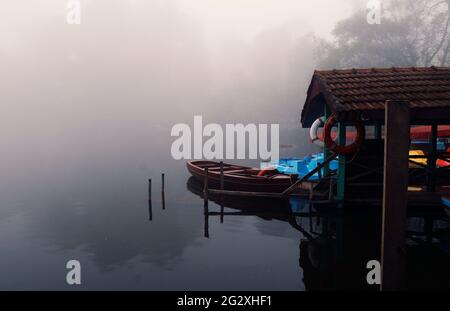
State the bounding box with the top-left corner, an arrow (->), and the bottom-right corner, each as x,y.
336,122 -> 346,200
323,104 -> 331,176
381,100 -> 410,291
427,124 -> 438,192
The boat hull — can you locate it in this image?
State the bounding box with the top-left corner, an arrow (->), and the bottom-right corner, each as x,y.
186,160 -> 294,193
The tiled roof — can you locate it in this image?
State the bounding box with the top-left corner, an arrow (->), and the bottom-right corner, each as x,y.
301,67 -> 450,127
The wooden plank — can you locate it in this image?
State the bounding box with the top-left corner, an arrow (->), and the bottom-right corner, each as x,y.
381,100 -> 410,291
282,153 -> 338,195
208,189 -> 284,198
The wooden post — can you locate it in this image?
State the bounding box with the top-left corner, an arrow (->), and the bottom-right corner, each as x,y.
148,199 -> 153,221
148,179 -> 152,200
161,174 -> 166,210
204,168 -> 209,238
427,124 -> 438,192
336,122 -> 346,201
328,178 -> 334,200
323,104 -> 331,176
219,161 -> 224,223
204,210 -> 210,238
203,168 -> 209,208
220,161 -> 225,190
148,179 -> 153,220
381,100 -> 410,291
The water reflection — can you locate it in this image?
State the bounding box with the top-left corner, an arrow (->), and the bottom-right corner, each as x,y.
186,176 -> 450,290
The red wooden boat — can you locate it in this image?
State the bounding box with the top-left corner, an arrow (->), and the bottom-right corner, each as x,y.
186,160 -> 295,193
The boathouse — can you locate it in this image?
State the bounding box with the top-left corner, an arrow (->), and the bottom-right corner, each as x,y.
301,67 -> 450,290
301,67 -> 450,203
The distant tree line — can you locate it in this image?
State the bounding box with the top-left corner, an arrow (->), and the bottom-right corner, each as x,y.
317,0 -> 450,68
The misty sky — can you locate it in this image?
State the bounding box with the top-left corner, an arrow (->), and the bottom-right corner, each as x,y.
0,0 -> 365,174
179,0 -> 357,41
1,0 -> 360,54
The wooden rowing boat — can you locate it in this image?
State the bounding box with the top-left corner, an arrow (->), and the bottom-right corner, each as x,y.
186,160 -> 296,193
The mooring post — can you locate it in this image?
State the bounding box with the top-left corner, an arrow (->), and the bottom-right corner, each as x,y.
336,122 -> 346,201
161,191 -> 166,210
427,124 -> 438,192
219,161 -> 224,190
381,100 -> 410,291
148,199 -> 153,221
323,104 -> 331,176
204,168 -> 210,237
148,179 -> 152,221
148,179 -> 152,200
219,161 -> 225,223
203,168 -> 209,208
161,173 -> 166,210
204,210 -> 210,238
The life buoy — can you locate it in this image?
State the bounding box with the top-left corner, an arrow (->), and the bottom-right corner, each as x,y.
310,116 -> 326,147
323,113 -> 365,154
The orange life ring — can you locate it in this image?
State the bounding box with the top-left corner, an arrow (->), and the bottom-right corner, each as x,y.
323,113 -> 365,154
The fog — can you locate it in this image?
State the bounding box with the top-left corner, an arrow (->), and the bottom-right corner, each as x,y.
0,0 -> 360,180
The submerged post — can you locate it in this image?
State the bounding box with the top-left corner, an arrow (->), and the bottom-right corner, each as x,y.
381,100 -> 410,291
161,173 -> 165,193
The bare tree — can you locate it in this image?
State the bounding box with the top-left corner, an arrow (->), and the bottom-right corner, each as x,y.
317,0 -> 450,68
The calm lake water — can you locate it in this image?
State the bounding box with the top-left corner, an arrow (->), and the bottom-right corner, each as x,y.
0,121 -> 448,290
0,123 -> 320,290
